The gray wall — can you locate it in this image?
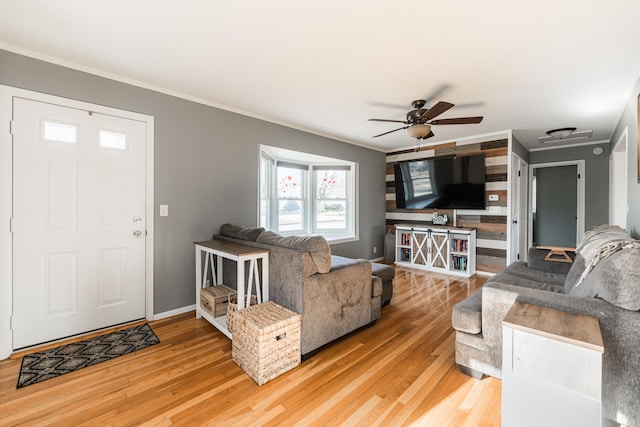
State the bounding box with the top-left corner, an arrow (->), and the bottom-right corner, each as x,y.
511,134 -> 529,163
0,49 -> 387,314
611,73 -> 640,238
529,143 -> 610,233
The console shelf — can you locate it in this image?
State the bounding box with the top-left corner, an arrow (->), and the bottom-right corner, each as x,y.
395,225 -> 476,277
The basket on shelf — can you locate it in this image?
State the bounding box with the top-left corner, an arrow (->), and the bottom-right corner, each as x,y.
226,293 -> 259,334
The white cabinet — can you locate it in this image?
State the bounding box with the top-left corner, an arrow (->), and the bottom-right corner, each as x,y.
395,225 -> 476,277
502,302 -> 604,427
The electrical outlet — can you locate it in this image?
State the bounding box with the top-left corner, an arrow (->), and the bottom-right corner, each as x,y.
488,194 -> 499,201
488,206 -> 501,213
373,246 -> 377,254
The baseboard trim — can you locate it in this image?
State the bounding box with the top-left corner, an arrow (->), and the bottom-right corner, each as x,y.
153,304 -> 196,321
369,256 -> 384,262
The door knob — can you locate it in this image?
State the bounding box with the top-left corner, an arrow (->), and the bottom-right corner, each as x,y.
133,230 -> 143,237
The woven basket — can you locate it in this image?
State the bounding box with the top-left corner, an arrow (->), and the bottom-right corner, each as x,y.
231,301 -> 301,385
226,293 -> 258,334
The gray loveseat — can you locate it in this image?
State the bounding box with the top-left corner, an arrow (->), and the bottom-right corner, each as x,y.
452,225 -> 640,426
213,224 -> 393,358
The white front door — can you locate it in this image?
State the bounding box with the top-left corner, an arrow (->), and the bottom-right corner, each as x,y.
12,97 -> 147,349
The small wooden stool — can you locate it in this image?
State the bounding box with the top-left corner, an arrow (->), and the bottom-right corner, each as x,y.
535,246 -> 575,263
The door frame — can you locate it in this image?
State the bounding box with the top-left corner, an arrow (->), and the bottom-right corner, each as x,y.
0,85 -> 155,359
509,153 -> 529,263
609,127 -> 628,229
528,160 -> 585,249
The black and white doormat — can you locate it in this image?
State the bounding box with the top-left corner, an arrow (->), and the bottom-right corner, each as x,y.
17,323 -> 160,388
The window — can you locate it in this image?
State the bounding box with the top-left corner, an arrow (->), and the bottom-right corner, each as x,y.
314,167 -> 348,231
259,146 -> 357,241
276,162 -> 306,232
42,120 -> 77,144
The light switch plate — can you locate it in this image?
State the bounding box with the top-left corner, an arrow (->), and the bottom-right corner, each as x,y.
159,205 -> 168,217
489,194 -> 499,201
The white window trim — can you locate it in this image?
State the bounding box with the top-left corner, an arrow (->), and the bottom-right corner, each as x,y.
258,145 -> 358,242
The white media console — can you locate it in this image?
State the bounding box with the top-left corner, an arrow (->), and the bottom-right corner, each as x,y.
395,225 -> 477,277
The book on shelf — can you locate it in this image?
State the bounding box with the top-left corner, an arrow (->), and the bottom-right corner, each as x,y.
451,255 -> 468,271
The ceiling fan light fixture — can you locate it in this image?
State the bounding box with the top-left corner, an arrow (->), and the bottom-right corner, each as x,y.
546,127 -> 577,139
407,124 -> 432,139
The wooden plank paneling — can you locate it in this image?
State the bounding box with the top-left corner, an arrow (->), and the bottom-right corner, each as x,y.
486,173 -> 508,182
476,261 -> 505,274
481,215 -> 508,224
486,165 -> 508,176
482,147 -> 509,158
477,247 -> 508,258
434,142 -> 482,158
481,139 -> 508,150
477,230 -> 507,241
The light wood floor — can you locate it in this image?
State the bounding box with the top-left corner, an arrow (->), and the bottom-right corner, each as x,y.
0,267 -> 501,426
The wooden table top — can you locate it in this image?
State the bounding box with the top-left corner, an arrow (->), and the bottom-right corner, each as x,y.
503,301 -> 604,353
195,239 -> 269,257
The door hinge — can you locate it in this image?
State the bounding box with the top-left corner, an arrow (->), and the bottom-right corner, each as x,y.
9,217 -> 14,233
517,253 -> 520,260
9,120 -> 15,135
518,170 -> 521,177
10,315 -> 14,330
578,173 -> 581,179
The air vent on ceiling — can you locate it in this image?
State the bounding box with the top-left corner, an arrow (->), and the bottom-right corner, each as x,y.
537,130 -> 593,144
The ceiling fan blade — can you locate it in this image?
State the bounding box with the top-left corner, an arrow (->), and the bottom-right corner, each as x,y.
430,116 -> 484,125
423,84 -> 451,105
372,126 -> 409,138
419,101 -> 455,121
368,118 -> 407,124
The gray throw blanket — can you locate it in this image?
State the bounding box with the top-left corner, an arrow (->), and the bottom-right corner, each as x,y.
575,225 -> 640,287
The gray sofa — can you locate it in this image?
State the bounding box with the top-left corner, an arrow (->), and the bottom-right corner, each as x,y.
452,225 -> 640,426
213,224 -> 394,357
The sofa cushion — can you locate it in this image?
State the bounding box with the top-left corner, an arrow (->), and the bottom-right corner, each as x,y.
452,289 -> 483,334
569,248 -> 640,311
257,231 -> 332,273
371,262 -> 395,282
527,247 -> 574,275
492,262 -> 566,291
219,223 -> 265,242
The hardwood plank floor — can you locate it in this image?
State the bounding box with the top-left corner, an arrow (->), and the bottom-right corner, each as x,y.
0,267 -> 501,426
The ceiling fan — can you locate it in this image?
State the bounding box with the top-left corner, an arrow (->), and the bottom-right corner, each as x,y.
368,100 -> 483,140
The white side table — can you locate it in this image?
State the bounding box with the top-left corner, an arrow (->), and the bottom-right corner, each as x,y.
195,240 -> 269,338
502,302 -> 604,427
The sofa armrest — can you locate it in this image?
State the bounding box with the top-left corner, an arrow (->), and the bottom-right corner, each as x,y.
482,281 -> 640,425
296,258 -> 373,354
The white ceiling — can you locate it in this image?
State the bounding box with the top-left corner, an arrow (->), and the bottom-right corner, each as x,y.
1,1 -> 640,152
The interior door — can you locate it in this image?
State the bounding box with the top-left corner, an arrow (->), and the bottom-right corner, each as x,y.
532,165 -> 578,247
12,97 -> 147,349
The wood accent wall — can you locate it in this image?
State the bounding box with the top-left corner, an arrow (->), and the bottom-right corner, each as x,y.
386,138 -> 509,274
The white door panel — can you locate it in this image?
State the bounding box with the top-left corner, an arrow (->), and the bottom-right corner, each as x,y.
13,98 -> 146,349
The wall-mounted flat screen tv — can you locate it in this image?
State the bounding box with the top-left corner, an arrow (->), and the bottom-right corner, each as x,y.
394,154 -> 486,210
